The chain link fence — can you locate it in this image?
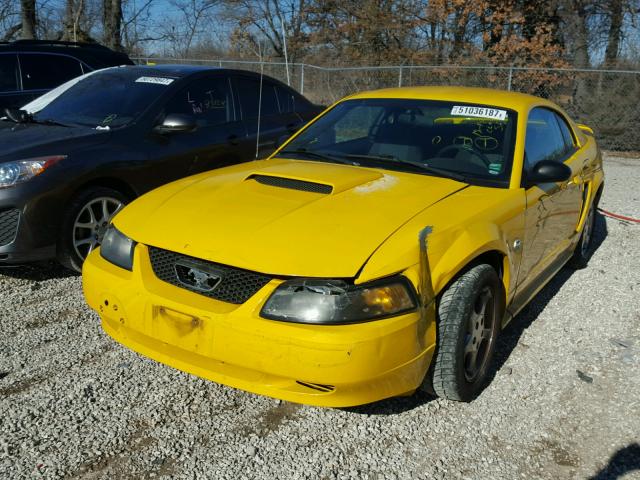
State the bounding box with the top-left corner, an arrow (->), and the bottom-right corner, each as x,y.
135,57 -> 640,151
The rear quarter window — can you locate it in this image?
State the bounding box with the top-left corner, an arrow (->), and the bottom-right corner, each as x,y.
0,54 -> 19,91
20,53 -> 83,90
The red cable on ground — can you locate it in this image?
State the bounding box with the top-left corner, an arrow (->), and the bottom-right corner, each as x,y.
597,208 -> 640,224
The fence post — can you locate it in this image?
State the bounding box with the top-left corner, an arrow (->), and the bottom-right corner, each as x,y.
398,66 -> 403,87
507,66 -> 513,91
300,64 -> 305,94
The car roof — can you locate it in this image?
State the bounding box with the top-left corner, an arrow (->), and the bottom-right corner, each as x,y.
0,40 -> 132,67
134,64 -> 222,76
346,86 -> 555,112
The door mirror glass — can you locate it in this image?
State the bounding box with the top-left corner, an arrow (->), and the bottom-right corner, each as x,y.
154,114 -> 197,134
526,160 -> 571,186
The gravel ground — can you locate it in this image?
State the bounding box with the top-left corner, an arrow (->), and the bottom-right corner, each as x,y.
1,153 -> 639,480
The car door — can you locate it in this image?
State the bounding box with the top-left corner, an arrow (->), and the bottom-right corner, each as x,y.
517,107 -> 584,288
0,53 -> 26,109
18,53 -> 84,104
233,75 -> 301,159
143,73 -> 247,185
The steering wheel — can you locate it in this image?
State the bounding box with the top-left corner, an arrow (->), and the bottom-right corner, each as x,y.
435,144 -> 492,168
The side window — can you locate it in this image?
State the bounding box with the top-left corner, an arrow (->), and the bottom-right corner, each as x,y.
275,85 -> 312,114
0,55 -> 19,91
524,107 -> 567,169
553,112 -> 575,153
20,54 -> 83,90
236,77 -> 280,119
164,76 -> 232,126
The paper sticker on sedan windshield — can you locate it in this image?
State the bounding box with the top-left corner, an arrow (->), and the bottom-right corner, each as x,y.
451,105 -> 507,121
135,76 -> 174,86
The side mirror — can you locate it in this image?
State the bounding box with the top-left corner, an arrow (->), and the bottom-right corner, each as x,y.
153,114 -> 197,134
526,160 -> 572,186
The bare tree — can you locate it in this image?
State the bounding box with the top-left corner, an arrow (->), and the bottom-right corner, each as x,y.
226,0 -> 309,62
157,0 -> 219,57
20,0 -> 36,39
103,0 -> 123,49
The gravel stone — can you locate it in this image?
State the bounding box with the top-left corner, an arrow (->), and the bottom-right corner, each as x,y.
0,153 -> 639,479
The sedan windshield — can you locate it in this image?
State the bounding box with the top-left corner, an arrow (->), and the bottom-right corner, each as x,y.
31,69 -> 177,128
278,98 -> 517,184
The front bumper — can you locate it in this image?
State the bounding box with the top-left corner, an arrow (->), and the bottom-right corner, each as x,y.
0,179 -> 63,264
83,244 -> 437,407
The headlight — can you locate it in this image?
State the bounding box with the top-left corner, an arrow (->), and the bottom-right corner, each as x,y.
100,225 -> 136,271
0,156 -> 66,188
261,277 -> 417,325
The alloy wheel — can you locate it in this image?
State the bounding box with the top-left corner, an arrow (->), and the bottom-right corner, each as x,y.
580,206 -> 595,257
72,197 -> 124,261
463,286 -> 495,382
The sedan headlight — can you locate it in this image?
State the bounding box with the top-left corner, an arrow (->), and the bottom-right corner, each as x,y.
0,156 -> 66,188
100,225 -> 136,271
261,277 -> 417,325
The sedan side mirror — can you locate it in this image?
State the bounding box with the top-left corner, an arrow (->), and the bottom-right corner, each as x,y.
526,160 -> 571,187
154,114 -> 197,134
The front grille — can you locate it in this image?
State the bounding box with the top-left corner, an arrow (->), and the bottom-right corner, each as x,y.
249,174 -> 333,194
148,247 -> 273,304
0,209 -> 20,246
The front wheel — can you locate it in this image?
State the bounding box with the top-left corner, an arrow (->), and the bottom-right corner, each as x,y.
429,264 -> 501,402
57,187 -> 128,272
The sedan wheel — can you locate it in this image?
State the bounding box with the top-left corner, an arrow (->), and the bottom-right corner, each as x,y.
72,197 -> 124,260
57,187 -> 129,272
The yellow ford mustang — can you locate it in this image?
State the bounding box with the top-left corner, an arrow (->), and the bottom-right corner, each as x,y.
82,86 -> 603,407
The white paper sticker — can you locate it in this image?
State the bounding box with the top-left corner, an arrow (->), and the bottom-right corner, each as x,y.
135,76 -> 175,86
451,105 -> 507,121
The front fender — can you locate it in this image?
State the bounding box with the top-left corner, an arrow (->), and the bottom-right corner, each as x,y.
357,187 -> 525,301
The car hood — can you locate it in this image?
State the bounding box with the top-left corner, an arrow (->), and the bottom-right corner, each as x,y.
0,121 -> 110,161
115,159 -> 467,278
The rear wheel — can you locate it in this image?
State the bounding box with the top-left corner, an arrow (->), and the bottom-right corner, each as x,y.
57,187 -> 128,272
568,201 -> 596,270
429,264 -> 501,402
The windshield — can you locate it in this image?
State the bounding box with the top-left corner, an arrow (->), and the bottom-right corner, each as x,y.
31,69 -> 177,128
278,99 -> 517,185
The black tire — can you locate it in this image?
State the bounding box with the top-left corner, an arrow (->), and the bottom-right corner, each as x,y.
567,200 -> 596,270
429,264 -> 501,402
57,187 -> 128,272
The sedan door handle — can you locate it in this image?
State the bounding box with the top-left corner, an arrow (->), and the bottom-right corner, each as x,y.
227,134 -> 240,146
286,123 -> 300,133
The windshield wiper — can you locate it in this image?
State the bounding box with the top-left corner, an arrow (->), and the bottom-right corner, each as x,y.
2,108 -> 70,127
3,108 -> 31,123
277,148 -> 359,166
31,118 -> 71,127
341,154 -> 468,183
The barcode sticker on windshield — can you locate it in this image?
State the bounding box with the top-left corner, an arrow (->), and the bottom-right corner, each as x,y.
135,76 -> 174,86
451,105 -> 507,121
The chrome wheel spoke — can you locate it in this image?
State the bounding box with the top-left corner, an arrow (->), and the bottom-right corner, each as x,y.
100,199 -> 111,222
481,328 -> 492,341
74,237 -> 93,248
75,221 -> 96,229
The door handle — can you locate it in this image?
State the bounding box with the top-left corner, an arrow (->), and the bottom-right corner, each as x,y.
227,134 -> 239,146
286,123 -> 300,133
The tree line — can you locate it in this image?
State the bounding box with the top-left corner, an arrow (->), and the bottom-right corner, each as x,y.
1,0 -> 638,68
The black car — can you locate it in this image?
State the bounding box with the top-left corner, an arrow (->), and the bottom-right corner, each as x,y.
0,40 -> 133,110
0,65 -> 322,271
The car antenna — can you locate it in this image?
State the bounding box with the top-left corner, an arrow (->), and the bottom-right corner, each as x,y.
255,40 -> 265,160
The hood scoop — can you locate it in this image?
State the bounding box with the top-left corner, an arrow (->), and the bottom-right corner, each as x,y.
248,174 -> 333,194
